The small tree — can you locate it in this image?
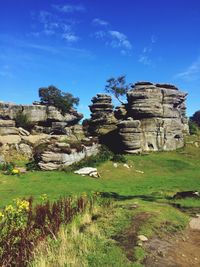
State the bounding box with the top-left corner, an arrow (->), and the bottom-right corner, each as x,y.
105,75 -> 131,104
38,85 -> 79,115
191,110 -> 200,127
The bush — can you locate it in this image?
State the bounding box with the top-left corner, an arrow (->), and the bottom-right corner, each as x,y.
39,86 -> 79,115
0,196 -> 93,267
189,120 -> 199,135
15,112 -> 33,131
112,154 -> 127,163
191,110 -> 200,127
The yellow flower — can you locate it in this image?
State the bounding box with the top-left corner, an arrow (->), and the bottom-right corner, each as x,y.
5,204 -> 15,213
0,212 -> 4,220
12,169 -> 20,175
16,200 -> 30,212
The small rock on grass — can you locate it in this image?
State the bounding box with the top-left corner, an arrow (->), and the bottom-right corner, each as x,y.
138,235 -> 148,242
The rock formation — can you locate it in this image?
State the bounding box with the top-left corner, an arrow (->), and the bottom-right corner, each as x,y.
37,138 -> 99,171
87,94 -> 117,135
89,82 -> 188,153
0,102 -> 94,169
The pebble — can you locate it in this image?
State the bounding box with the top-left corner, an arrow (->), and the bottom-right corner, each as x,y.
138,235 -> 148,242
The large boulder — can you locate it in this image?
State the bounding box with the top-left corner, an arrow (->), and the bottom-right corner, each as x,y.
119,82 -> 188,153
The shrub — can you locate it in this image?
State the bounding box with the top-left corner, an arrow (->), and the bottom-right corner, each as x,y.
0,195 -> 94,267
15,112 -> 33,131
188,120 -> 199,135
39,85 -> 79,116
191,110 -> 200,127
112,154 -> 127,163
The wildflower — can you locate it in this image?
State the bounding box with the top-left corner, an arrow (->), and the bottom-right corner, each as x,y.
12,169 -> 20,175
0,212 -> 4,220
5,204 -> 15,213
16,200 -> 30,212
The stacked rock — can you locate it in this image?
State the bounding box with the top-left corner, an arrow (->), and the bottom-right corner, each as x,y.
118,118 -> 142,153
120,82 -> 188,153
88,94 -> 117,135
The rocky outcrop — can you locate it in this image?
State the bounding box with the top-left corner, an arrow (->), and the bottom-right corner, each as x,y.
87,94 -> 117,135
118,82 -> 188,153
88,82 -> 188,153
37,139 -> 99,170
0,102 -> 83,134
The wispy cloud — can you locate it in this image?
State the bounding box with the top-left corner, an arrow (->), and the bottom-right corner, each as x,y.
138,35 -> 157,66
31,10 -> 79,43
62,33 -> 79,42
175,57 -> 200,81
52,4 -> 86,13
94,30 -> 132,54
92,18 -> 109,27
109,30 -> 132,50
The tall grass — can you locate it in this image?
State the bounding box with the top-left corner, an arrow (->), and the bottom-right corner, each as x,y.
0,195 -> 94,267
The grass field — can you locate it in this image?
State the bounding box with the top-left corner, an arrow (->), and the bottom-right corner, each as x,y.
0,135 -> 200,266
0,136 -> 200,209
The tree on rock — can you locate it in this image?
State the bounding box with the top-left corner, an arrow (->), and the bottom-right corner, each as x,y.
38,85 -> 79,115
191,110 -> 200,127
105,75 -> 131,104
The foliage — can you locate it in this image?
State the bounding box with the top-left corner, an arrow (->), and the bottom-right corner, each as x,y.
0,195 -> 94,267
0,162 -> 15,175
105,75 -> 131,104
38,85 -> 79,115
191,110 -> 200,127
15,111 -> 33,131
188,120 -> 199,135
112,154 -> 127,163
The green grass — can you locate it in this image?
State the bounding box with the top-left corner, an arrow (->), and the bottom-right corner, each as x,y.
0,137 -> 200,208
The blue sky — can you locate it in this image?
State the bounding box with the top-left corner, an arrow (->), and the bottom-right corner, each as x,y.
0,0 -> 200,117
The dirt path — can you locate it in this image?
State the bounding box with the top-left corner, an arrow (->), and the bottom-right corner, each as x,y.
144,217 -> 200,267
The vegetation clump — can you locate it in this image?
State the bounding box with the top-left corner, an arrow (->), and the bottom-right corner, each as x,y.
15,111 -> 33,131
39,85 -> 79,115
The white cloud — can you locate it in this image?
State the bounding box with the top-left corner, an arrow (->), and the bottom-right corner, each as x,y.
175,57 -> 200,81
138,35 -> 156,66
62,33 -> 79,42
108,31 -> 132,50
31,10 -> 79,43
52,4 -> 85,13
94,29 -> 132,54
94,30 -> 106,39
138,55 -> 152,66
92,18 -> 109,26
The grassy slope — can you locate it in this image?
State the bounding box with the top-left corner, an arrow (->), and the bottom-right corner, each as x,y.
0,137 -> 200,208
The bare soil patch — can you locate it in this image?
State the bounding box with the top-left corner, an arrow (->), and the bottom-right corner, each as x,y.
144,225 -> 200,267
113,212 -> 151,261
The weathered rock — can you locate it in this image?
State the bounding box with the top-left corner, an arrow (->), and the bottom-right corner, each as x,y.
0,135 -> 21,144
118,82 -> 188,153
88,94 -> 117,135
17,143 -> 33,158
18,127 -> 30,136
0,155 -> 5,164
0,120 -> 15,127
0,127 -> 19,136
74,167 -> 97,175
0,102 -> 83,134
38,143 -> 99,170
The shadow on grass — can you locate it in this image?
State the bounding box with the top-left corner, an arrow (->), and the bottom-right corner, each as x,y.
100,192 -> 200,216
100,191 -> 162,202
